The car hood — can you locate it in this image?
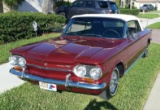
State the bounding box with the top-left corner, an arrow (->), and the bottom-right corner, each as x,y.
11,36 -> 124,64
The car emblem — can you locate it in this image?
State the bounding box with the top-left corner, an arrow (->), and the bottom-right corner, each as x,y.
44,63 -> 48,67
56,65 -> 71,68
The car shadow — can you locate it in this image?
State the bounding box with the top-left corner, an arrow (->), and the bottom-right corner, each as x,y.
84,99 -> 118,110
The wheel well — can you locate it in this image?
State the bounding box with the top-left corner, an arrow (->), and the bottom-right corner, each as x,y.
116,62 -> 124,78
148,38 -> 151,45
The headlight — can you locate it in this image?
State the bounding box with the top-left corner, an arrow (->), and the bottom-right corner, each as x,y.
73,64 -> 102,80
90,67 -> 102,80
9,56 -> 17,65
18,57 -> 26,67
73,65 -> 86,77
9,55 -> 26,67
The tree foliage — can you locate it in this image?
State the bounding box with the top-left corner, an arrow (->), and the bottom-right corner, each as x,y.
116,0 -> 120,7
3,0 -> 24,10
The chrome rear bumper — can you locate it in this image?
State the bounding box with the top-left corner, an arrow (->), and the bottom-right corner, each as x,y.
10,68 -> 106,90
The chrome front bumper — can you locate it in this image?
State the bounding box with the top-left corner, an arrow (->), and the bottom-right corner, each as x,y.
10,68 -> 106,90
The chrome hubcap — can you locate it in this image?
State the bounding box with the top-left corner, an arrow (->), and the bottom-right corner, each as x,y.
110,68 -> 119,96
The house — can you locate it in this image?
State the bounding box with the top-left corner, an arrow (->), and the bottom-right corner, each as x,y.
0,0 -> 54,13
18,0 -> 54,13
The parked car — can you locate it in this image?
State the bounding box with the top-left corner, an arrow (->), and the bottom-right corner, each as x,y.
9,14 -> 151,99
140,4 -> 154,12
55,0 -> 119,19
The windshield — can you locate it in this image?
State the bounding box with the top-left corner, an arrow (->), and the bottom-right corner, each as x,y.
63,17 -> 125,39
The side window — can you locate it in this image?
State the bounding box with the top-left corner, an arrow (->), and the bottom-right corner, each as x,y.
98,1 -> 108,8
128,20 -> 141,34
110,3 -> 118,10
72,1 -> 84,7
127,20 -> 141,38
85,1 -> 95,8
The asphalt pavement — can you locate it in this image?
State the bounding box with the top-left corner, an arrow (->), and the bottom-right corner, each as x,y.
0,16 -> 160,110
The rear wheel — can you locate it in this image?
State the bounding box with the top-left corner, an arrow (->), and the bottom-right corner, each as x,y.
143,44 -> 149,57
99,67 -> 120,100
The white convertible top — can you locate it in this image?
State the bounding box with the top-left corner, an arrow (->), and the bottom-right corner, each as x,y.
72,14 -> 143,30
72,14 -> 139,22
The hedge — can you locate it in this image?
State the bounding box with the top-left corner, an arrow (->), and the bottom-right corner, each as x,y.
0,12 -> 66,44
120,9 -> 140,15
56,1 -> 72,7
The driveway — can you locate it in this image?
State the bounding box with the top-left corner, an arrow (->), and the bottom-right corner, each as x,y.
151,29 -> 160,44
0,63 -> 24,94
140,17 -> 160,28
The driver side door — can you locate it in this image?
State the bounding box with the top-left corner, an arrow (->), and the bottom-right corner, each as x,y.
126,20 -> 142,67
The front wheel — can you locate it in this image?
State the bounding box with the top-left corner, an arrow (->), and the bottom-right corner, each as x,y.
99,67 -> 120,100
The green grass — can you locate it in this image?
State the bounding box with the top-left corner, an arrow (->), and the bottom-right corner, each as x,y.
0,43 -> 160,110
147,22 -> 160,29
146,10 -> 160,13
137,13 -> 159,19
0,33 -> 60,64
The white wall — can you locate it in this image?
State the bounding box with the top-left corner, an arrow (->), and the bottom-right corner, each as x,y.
19,0 -> 43,12
18,0 -> 53,13
157,3 -> 160,10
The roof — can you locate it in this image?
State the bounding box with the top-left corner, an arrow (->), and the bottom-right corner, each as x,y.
72,14 -> 140,22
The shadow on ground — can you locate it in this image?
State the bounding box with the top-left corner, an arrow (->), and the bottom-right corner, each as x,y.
84,99 -> 118,110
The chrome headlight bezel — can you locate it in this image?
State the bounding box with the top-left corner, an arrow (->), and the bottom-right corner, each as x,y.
9,55 -> 17,65
73,65 -> 87,77
18,57 -> 26,67
9,55 -> 26,67
90,67 -> 102,80
73,64 -> 102,80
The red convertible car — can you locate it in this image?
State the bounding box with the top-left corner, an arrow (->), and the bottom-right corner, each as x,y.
9,14 -> 151,99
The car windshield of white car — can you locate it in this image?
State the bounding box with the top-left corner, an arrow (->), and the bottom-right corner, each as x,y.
63,17 -> 125,39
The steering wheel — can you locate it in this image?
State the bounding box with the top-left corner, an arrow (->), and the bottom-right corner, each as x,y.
102,29 -> 121,38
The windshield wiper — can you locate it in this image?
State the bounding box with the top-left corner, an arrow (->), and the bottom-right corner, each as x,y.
63,32 -> 79,36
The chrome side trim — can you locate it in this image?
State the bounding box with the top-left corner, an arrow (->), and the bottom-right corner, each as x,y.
124,52 -> 143,74
27,64 -> 71,72
10,68 -> 106,90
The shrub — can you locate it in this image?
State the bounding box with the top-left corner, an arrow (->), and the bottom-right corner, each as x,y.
120,9 -> 139,15
0,12 -> 66,44
55,1 -> 72,7
3,0 -> 25,10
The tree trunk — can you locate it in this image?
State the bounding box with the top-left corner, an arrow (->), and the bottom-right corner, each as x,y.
0,0 -> 3,13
